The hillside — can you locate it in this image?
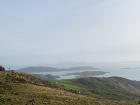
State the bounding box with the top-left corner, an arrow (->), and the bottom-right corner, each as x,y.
56,77 -> 140,100
0,71 -> 137,105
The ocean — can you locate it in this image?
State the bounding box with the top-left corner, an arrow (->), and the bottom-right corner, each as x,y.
32,62 -> 140,80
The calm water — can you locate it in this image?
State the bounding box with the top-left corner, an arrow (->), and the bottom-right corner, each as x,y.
33,63 -> 140,81
95,66 -> 140,81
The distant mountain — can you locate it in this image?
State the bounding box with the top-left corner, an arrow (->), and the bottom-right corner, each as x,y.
17,66 -> 98,73
17,66 -> 59,73
54,61 -> 95,68
64,71 -> 107,78
65,66 -> 98,70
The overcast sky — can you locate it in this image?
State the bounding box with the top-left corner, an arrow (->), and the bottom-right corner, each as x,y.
1,0 -> 140,65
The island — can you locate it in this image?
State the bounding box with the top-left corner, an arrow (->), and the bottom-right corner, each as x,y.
64,71 -> 108,78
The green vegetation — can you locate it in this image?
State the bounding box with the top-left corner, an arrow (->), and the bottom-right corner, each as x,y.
0,66 -> 5,71
56,77 -> 140,101
54,80 -> 96,96
55,80 -> 82,90
0,71 -> 138,105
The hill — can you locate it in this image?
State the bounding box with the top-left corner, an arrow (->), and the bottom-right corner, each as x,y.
56,77 -> 140,100
64,66 -> 98,70
17,66 -> 98,73
0,71 -> 137,105
17,66 -> 59,73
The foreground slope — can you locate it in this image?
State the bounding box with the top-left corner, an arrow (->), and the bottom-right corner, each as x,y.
0,71 -> 137,105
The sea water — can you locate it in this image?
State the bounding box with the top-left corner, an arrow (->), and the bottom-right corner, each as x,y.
32,62 -> 140,80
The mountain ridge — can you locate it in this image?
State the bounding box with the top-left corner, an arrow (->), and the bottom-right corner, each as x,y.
17,66 -> 98,73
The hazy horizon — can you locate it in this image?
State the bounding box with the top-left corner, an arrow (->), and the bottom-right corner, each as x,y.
1,0 -> 140,65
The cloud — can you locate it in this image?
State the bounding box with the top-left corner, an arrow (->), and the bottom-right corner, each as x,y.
1,0 -> 140,64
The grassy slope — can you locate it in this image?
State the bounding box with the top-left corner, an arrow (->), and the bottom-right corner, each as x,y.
0,71 -> 138,105
56,77 -> 140,101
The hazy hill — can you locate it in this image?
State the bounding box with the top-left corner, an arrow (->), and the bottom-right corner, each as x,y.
17,66 -> 98,73
17,66 -> 59,73
0,71 -> 137,105
64,66 -> 98,70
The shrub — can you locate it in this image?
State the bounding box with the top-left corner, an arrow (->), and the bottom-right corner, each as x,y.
0,66 -> 5,71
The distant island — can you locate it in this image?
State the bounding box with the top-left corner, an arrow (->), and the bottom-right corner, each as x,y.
17,66 -> 99,73
120,67 -> 140,70
33,74 -> 60,80
64,71 -> 108,78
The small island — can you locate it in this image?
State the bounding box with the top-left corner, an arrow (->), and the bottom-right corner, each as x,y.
33,74 -> 60,80
64,71 -> 108,78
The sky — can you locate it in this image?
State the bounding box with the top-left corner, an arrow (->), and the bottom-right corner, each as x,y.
1,0 -> 140,65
